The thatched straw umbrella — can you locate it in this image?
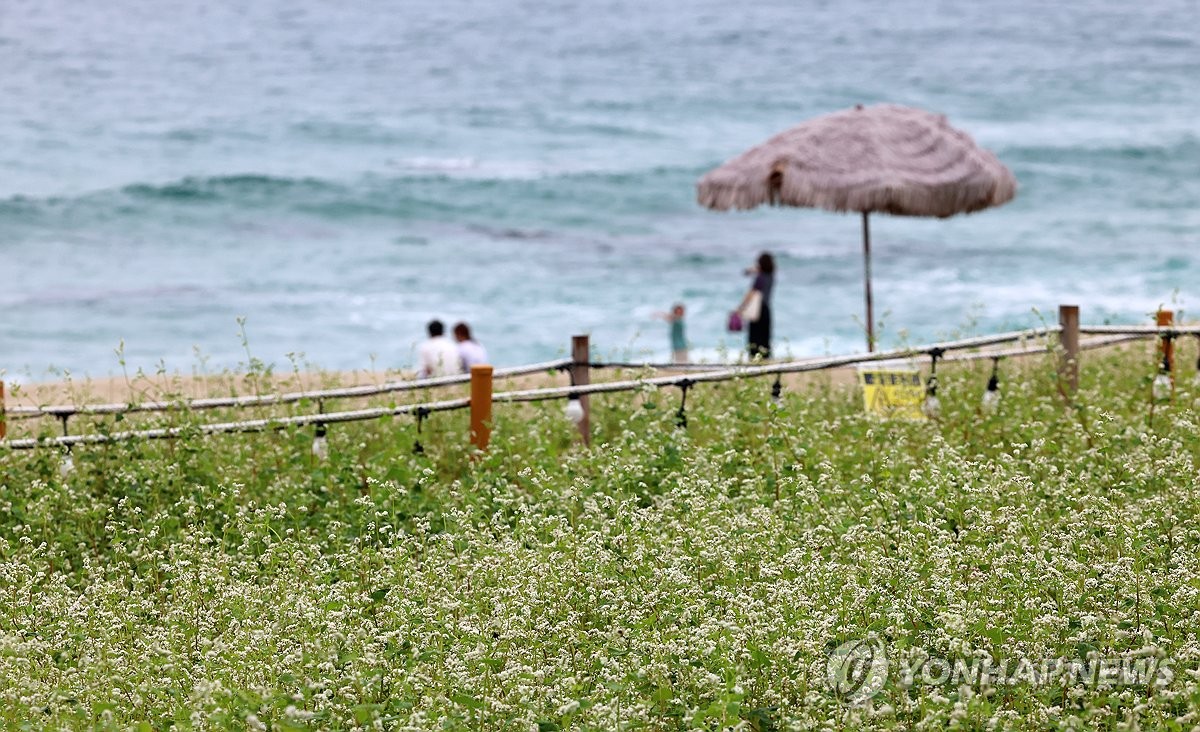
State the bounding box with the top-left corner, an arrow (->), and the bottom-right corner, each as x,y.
697,103 -> 1016,351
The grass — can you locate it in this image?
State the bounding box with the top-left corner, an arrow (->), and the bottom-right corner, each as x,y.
1,343 -> 1199,730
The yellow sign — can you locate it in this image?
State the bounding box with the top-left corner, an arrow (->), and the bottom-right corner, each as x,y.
857,362 -> 924,420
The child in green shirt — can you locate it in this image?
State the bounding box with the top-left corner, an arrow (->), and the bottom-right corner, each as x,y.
657,303 -> 688,364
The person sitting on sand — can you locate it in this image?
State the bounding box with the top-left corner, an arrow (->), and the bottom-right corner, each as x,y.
655,303 -> 688,364
418,320 -> 463,378
453,322 -> 489,370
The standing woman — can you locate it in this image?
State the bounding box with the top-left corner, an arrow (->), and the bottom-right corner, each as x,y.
736,252 -> 775,359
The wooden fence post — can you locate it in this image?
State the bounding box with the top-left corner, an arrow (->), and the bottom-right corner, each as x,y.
1059,304 -> 1080,395
1157,310 -> 1174,380
571,335 -> 591,446
469,364 -> 493,451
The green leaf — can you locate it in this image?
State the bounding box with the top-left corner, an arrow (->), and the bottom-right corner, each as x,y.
748,644 -> 770,669
451,693 -> 483,710
369,587 -> 391,602
352,703 -> 381,724
652,684 -> 673,704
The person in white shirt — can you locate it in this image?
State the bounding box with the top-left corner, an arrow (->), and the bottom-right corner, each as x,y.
453,322 -> 489,370
417,320 -> 463,378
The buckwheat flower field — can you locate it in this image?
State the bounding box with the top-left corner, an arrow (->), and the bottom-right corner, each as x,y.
2,346 -> 1200,730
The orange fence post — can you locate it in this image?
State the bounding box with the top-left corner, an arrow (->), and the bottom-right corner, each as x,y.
1058,304 -> 1080,395
469,364 -> 493,451
1157,310 -> 1174,378
571,335 -> 591,446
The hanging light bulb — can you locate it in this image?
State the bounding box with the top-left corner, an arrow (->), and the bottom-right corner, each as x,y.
312,423 -> 328,461
1153,352 -> 1173,402
1153,373 -> 1172,401
922,375 -> 941,419
412,407 -> 429,455
981,383 -> 1000,413
1153,373 -> 1172,402
564,395 -> 585,424
674,379 -> 694,429
981,359 -> 1000,414
922,348 -> 944,420
59,449 -> 74,477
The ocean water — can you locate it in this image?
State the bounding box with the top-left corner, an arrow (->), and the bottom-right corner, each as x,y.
1,0 -> 1197,378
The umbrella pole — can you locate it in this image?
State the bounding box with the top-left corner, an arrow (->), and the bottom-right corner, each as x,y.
862,211 -> 874,352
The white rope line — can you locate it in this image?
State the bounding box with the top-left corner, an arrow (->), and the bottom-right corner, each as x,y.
497,329 -> 1067,403
4,358 -> 572,419
1,397 -> 473,450
1079,325 -> 1200,336
941,334 -> 1145,363
0,326 -> 1082,450
6,327 -> 1061,421
590,362 -> 735,372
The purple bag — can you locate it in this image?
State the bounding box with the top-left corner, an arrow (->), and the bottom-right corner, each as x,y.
727,311 -> 744,332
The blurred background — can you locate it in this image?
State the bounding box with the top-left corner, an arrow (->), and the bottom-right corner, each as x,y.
1,0 -> 1196,377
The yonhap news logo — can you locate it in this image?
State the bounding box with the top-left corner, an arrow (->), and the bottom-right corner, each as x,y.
824,637 -> 1175,705
825,638 -> 889,704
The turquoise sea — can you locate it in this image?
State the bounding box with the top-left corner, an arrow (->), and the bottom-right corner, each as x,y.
2,0 -> 1197,377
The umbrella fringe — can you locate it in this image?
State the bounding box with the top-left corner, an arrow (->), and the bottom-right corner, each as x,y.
696,103 -> 1016,217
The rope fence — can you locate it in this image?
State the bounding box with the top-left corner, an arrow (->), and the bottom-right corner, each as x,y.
587,362 -> 743,372
942,333 -> 1141,363
1078,326 -> 1200,336
2,306 -> 1187,452
502,331 -> 1063,404
3,358 -> 572,420
0,396 -> 475,450
3,319 -> 1147,451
